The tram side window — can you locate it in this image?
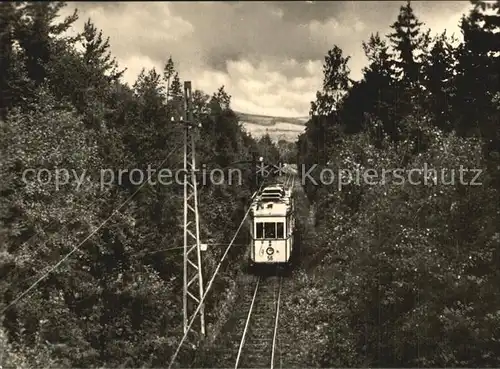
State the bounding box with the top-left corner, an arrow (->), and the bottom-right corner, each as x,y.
256,222 -> 264,238
264,222 -> 276,238
276,222 -> 284,238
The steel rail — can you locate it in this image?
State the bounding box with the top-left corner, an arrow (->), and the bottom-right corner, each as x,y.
234,277 -> 261,369
270,277 -> 282,369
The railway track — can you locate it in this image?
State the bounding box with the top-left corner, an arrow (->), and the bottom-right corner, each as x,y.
200,275 -> 282,368
235,275 -> 282,369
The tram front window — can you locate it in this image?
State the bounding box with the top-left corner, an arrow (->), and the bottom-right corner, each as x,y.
264,223 -> 276,238
256,222 -> 264,238
276,222 -> 284,238
256,222 -> 285,238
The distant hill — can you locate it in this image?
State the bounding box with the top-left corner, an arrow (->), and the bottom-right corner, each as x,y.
235,111 -> 309,143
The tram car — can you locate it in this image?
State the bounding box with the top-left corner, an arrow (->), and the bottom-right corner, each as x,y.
248,180 -> 295,272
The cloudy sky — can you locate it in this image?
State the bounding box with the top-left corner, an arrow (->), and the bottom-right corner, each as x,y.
60,1 -> 472,117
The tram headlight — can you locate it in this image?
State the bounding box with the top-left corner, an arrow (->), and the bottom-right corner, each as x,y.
266,247 -> 274,255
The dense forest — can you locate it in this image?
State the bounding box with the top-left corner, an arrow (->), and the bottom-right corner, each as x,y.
0,0 -> 499,368
295,0 -> 500,366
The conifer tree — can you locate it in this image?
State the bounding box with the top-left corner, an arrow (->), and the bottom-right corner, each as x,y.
387,1 -> 424,87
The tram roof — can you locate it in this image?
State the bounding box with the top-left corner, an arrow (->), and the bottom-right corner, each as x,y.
251,187 -> 292,217
251,201 -> 290,217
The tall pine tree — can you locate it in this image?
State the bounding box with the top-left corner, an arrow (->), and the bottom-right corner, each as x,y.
387,1 -> 424,88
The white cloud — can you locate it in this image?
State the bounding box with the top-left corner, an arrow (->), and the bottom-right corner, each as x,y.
59,3 -> 194,85
121,55 -> 159,85
309,17 -> 364,38
57,1 -> 473,117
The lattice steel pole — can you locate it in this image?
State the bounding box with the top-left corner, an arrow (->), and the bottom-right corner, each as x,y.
182,81 -> 205,337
